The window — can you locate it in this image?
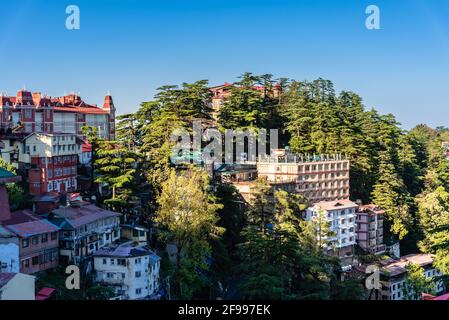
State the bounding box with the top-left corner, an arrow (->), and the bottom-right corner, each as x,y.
32,256 -> 39,265
135,271 -> 142,278
110,259 -> 115,265
118,259 -> 126,266
107,273 -> 114,279
22,239 -> 29,248
51,232 -> 57,240
42,233 -> 48,243
135,288 -> 142,295
23,259 -> 30,269
25,109 -> 32,119
32,237 -> 39,245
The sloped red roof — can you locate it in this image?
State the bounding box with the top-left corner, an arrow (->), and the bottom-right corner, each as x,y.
36,287 -> 56,300
82,143 -> 92,152
2,210 -> 59,238
0,90 -> 112,114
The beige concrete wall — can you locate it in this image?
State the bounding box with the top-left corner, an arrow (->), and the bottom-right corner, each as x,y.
0,273 -> 35,300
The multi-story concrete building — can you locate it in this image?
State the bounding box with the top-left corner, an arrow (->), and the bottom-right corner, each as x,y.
0,210 -> 60,275
48,203 -> 121,265
380,254 -> 445,300
93,242 -> 161,300
26,133 -> 81,195
356,204 -> 386,255
1,132 -> 83,195
305,199 -> 358,268
257,149 -> 350,204
0,90 -> 115,140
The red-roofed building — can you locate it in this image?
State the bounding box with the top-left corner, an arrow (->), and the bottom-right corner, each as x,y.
209,82 -> 282,120
1,210 -> 59,274
429,293 -> 449,300
0,90 -> 115,141
35,287 -> 56,300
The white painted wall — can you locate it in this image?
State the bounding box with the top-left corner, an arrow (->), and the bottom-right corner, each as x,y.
0,242 -> 20,273
94,254 -> 160,300
0,273 -> 35,301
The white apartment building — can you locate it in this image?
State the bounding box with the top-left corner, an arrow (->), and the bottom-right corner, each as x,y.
305,199 -> 358,267
93,242 -> 161,300
380,254 -> 445,300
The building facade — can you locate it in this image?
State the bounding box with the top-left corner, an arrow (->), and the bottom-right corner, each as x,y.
0,90 -> 115,140
93,242 -> 161,300
305,199 -> 358,268
257,149 -> 350,204
49,203 -> 121,265
1,132 -> 83,195
380,254 -> 445,301
121,225 -> 150,245
25,133 -> 81,195
0,226 -> 20,273
0,210 -> 59,274
356,204 -> 386,255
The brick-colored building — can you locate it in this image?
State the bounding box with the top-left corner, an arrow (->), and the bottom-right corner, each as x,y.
0,90 -> 115,140
0,210 -> 59,275
356,204 -> 386,255
1,132 -> 82,196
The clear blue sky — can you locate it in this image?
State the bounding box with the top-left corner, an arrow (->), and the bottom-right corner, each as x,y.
1,0 -> 449,129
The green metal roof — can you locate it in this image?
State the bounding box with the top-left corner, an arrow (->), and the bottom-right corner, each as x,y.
0,168 -> 16,179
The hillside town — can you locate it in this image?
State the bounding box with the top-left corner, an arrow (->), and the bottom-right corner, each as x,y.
1,77 -> 449,301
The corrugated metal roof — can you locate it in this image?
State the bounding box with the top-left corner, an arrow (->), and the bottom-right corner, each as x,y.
2,210 -> 60,237
52,204 -> 121,229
